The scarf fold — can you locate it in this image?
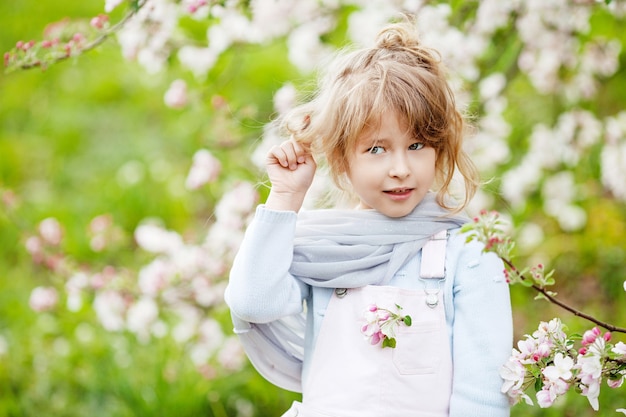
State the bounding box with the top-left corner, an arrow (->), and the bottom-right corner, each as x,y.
290,193 -> 468,288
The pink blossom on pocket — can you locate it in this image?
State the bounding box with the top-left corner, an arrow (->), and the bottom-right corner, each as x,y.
361,303 -> 411,349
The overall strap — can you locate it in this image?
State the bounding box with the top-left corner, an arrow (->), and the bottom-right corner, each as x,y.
419,229 -> 448,279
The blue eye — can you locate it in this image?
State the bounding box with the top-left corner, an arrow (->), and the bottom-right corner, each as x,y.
409,142 -> 425,150
368,146 -> 385,154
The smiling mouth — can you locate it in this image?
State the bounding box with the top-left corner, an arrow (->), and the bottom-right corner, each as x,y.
384,188 -> 414,195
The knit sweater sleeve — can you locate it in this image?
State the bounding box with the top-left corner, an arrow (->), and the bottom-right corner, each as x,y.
448,232 -> 513,417
225,205 -> 308,324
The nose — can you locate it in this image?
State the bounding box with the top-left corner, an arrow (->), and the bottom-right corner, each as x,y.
389,152 -> 410,179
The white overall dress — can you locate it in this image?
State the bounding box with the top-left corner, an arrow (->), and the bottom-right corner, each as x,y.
282,231 -> 452,417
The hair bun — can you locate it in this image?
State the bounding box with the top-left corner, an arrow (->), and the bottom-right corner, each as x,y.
375,23 -> 420,50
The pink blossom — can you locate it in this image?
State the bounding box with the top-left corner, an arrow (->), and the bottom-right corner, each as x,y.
536,387 -> 555,408
38,217 -> 63,245
185,149 -> 221,190
29,286 -> 59,312
582,327 -> 601,346
25,236 -> 43,257
163,79 -> 188,109
90,14 -> 109,29
500,357 -> 526,395
138,259 -> 173,297
607,376 -> 624,389
214,182 -> 259,229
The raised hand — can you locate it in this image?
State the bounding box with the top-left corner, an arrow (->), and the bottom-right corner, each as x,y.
265,139 -> 317,212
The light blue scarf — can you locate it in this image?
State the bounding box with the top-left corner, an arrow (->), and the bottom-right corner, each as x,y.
291,193 -> 468,287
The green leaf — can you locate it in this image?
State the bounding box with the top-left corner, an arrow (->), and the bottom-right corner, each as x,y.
403,315 -> 412,326
382,337 -> 396,349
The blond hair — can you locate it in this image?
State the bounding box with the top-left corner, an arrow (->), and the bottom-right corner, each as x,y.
278,21 -> 479,212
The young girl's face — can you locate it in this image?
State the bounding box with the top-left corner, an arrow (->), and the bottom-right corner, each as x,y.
346,110 -> 436,218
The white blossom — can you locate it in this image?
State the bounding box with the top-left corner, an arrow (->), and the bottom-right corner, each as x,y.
38,217 -> 63,246
164,79 -> 188,109
94,290 -> 127,331
185,149 -> 222,190
29,286 -> 59,312
134,224 -> 183,254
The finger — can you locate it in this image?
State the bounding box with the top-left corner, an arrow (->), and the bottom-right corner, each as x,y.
289,140 -> 308,165
281,141 -> 300,170
267,145 -> 290,168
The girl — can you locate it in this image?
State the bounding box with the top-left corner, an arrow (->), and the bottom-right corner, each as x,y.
226,21 -> 513,417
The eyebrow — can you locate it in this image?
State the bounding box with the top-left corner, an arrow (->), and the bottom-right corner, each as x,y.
360,137 -> 390,146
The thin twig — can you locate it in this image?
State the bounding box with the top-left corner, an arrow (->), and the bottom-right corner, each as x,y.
502,258 -> 626,334
19,1 -> 145,71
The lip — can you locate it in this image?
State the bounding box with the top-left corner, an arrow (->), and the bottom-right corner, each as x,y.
383,188 -> 414,200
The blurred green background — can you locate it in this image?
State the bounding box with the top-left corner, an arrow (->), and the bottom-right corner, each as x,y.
1,1 -> 625,416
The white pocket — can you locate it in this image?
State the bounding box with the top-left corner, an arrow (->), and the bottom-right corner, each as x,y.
391,322 -> 442,375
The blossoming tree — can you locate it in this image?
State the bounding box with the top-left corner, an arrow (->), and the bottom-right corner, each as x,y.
2,0 -> 626,415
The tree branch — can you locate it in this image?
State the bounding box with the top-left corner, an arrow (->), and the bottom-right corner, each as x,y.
502,257 -> 626,334
17,1 -> 145,71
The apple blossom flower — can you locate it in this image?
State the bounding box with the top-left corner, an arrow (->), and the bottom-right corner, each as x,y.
90,14 -> 109,30
104,0 -> 124,13
542,352 -> 574,383
500,357 -> 526,396
164,79 -> 188,109
134,223 -> 183,254
213,181 -> 259,230
608,376 -> 625,389
185,149 -> 221,190
612,341 -> 626,357
575,353 -> 603,411
582,327 -> 602,346
361,303 -> 411,349
536,386 -> 556,408
93,290 -> 127,331
38,217 -> 63,246
29,286 -> 59,312
217,336 -> 246,371
126,296 -> 159,342
273,82 -> 297,115
176,29 -> 220,77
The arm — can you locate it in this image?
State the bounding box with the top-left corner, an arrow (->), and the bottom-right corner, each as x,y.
448,235 -> 513,417
225,205 -> 308,323
225,139 -> 317,323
